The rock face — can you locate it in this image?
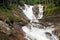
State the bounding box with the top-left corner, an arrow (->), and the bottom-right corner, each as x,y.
53,24 -> 60,40
39,16 -> 60,40
0,20 -> 26,40
0,21 -> 11,35
0,6 -> 30,40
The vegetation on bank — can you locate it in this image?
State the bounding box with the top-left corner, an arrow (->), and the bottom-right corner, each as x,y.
0,33 -> 9,40
0,0 -> 59,26
0,0 -> 60,7
21,0 -> 60,15
0,0 -> 60,26
0,0 -> 60,15
0,5 -> 28,26
44,4 -> 60,15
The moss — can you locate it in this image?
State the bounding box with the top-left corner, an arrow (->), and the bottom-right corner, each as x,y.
44,6 -> 60,15
0,6 -> 27,25
0,32 -> 9,40
44,4 -> 60,16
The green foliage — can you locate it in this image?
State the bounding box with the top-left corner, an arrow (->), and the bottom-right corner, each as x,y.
47,4 -> 55,8
53,7 -> 60,14
21,0 -> 42,5
0,32 -> 9,40
0,0 -> 60,9
19,0 -> 25,6
44,6 -> 60,15
0,0 -> 60,20
53,0 -> 60,6
0,7 -> 25,24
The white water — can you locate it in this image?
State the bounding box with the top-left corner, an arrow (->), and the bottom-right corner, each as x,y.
23,4 -> 36,20
37,5 -> 43,19
21,4 -> 59,40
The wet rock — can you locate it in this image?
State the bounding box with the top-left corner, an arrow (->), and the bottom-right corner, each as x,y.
33,5 -> 39,18
45,32 -> 52,36
53,24 -> 60,40
39,16 -> 60,40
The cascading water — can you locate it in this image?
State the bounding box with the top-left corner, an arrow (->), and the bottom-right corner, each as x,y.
22,4 -> 36,20
19,4 -> 59,40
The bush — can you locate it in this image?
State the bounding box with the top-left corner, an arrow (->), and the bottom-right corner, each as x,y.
44,7 -> 60,15
0,7 -> 23,22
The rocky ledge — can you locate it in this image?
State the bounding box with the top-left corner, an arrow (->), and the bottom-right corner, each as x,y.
38,15 -> 60,40
0,6 -> 30,40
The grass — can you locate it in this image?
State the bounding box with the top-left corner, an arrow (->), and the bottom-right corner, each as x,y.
0,32 -> 9,40
44,4 -> 60,15
0,6 -> 27,25
43,4 -> 55,15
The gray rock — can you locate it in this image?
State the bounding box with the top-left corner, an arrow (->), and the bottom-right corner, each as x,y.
0,21 -> 11,35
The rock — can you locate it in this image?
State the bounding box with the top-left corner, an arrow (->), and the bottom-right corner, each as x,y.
0,20 -> 26,40
45,32 -> 52,36
39,16 -> 60,40
53,24 -> 60,40
0,21 -> 11,35
33,5 -> 39,18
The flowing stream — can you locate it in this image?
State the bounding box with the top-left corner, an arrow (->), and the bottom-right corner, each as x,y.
19,4 -> 59,40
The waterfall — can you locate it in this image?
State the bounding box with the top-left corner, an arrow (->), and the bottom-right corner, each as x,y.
37,5 -> 43,19
19,4 -> 59,40
22,4 -> 36,20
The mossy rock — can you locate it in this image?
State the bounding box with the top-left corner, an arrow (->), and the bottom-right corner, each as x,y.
0,32 -> 9,40
0,6 -> 28,25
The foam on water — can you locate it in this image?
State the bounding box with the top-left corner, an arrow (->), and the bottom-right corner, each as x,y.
23,4 -> 36,20
22,23 -> 59,40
